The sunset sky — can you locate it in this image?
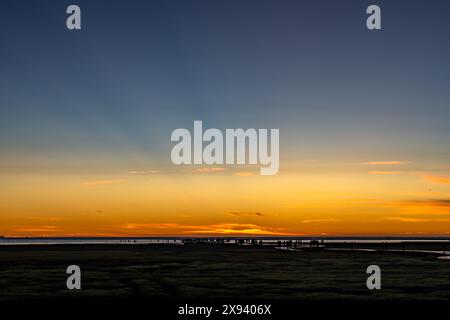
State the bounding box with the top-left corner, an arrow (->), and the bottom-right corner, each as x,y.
1,0 -> 450,237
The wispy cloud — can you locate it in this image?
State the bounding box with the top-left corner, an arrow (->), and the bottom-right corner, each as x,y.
128,170 -> 160,174
228,211 -> 265,217
121,223 -> 180,229
82,179 -> 127,187
118,222 -> 296,236
385,216 -> 450,223
185,223 -> 296,235
14,225 -> 62,232
301,218 -> 339,223
234,171 -> 255,177
27,216 -> 66,221
361,161 -> 410,165
194,167 -> 226,173
383,198 -> 450,216
401,199 -> 450,207
368,171 -> 400,175
422,174 -> 450,184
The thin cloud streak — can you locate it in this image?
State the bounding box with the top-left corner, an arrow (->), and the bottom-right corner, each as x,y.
234,172 -> 255,177
368,171 -> 400,175
385,217 -> 450,223
82,179 -> 127,186
194,167 -> 226,173
228,211 -> 265,217
403,199 -> 450,207
128,170 -> 160,174
118,222 -> 296,236
301,219 -> 339,223
422,174 -> 450,184
361,161 -> 410,165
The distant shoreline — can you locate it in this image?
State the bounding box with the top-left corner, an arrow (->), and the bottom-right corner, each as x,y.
2,236 -> 450,240
1,236 -> 450,247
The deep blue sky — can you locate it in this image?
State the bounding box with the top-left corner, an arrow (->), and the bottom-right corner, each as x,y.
1,0 -> 450,171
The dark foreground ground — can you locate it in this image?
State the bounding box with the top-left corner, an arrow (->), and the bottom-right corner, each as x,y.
0,244 -> 449,301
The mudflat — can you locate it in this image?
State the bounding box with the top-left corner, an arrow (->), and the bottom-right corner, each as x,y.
0,244 -> 449,300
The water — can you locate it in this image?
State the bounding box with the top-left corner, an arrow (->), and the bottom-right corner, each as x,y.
0,237 -> 449,246
0,238 -> 184,245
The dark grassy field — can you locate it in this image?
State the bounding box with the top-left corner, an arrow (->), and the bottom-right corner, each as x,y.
0,244 -> 449,300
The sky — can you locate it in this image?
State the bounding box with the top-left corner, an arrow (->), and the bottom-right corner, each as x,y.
1,0 -> 450,237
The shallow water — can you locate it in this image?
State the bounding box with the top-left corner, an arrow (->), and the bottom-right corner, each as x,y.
1,237 -> 449,246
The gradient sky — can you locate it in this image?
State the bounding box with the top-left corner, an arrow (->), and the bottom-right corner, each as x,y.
1,0 -> 450,237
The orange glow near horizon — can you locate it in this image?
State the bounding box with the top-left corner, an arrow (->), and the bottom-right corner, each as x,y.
1,163 -> 450,237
